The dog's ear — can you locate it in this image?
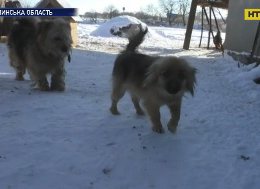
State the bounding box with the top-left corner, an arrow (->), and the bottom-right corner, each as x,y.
184,67 -> 197,96
143,63 -> 160,87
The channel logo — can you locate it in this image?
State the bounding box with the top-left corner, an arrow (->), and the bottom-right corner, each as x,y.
244,9 -> 260,20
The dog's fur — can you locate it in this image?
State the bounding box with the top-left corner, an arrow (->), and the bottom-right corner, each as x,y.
110,26 -> 196,133
7,18 -> 72,91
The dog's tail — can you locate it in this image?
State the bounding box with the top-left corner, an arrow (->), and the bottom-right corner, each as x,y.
125,25 -> 148,52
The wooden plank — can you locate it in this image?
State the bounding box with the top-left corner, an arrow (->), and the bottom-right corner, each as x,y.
251,21 -> 260,57
183,0 -> 198,50
197,0 -> 229,9
207,6 -> 212,49
199,6 -> 204,47
203,7 -> 214,41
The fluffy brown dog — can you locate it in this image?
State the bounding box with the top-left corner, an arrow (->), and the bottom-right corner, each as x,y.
110,26 -> 196,133
7,18 -> 72,91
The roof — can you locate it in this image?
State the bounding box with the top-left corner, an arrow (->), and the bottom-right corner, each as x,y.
1,0 -> 22,8
35,0 -> 82,22
198,0 -> 229,9
36,0 -> 70,8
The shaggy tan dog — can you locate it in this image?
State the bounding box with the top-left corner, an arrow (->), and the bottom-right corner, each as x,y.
110,26 -> 196,133
7,18 -> 72,91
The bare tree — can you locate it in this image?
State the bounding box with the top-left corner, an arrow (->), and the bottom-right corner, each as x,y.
145,4 -> 160,17
85,10 -> 98,23
159,0 -> 178,26
135,11 -> 150,21
104,5 -> 119,19
178,0 -> 190,26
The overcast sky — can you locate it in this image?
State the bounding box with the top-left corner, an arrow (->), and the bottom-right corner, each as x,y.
20,0 -> 161,14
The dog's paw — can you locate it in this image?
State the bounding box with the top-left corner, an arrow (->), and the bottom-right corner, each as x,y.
15,76 -> 25,81
136,109 -> 145,116
152,126 -> 164,134
167,119 -> 179,134
40,87 -> 50,91
15,73 -> 25,81
51,84 -> 65,91
110,107 -> 120,115
38,85 -> 50,91
37,80 -> 50,91
168,125 -> 177,133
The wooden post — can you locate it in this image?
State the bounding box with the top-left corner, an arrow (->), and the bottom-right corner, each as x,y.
0,0 -> 4,36
203,7 -> 214,39
183,0 -> 198,50
211,7 -> 219,32
216,8 -> 226,24
251,21 -> 260,58
199,6 -> 204,47
207,6 -> 212,49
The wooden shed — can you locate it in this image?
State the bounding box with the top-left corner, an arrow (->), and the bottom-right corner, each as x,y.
36,0 -> 80,47
0,0 -> 22,43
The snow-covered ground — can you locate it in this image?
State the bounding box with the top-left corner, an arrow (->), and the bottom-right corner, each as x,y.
0,18 -> 259,189
77,16 -> 226,55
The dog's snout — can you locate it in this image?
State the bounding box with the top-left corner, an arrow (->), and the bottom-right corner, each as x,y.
167,87 -> 180,94
166,83 -> 181,94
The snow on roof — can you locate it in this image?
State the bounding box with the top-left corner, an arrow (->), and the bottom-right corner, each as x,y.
56,0 -> 71,8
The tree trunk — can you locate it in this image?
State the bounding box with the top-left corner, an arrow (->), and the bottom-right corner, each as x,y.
168,16 -> 172,26
182,14 -> 186,26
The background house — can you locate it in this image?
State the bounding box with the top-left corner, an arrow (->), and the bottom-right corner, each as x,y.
224,0 -> 260,57
36,0 -> 81,47
0,0 -> 22,42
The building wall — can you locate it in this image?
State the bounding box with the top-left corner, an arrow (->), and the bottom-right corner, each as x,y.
70,22 -> 78,47
224,0 -> 260,56
0,0 -> 4,23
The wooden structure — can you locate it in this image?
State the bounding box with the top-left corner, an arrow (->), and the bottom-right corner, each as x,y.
0,0 -> 22,40
36,0 -> 79,47
0,0 -> 4,9
0,0 -> 4,42
224,0 -> 260,60
197,0 -> 229,9
0,0 -> 4,32
183,0 -> 229,50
